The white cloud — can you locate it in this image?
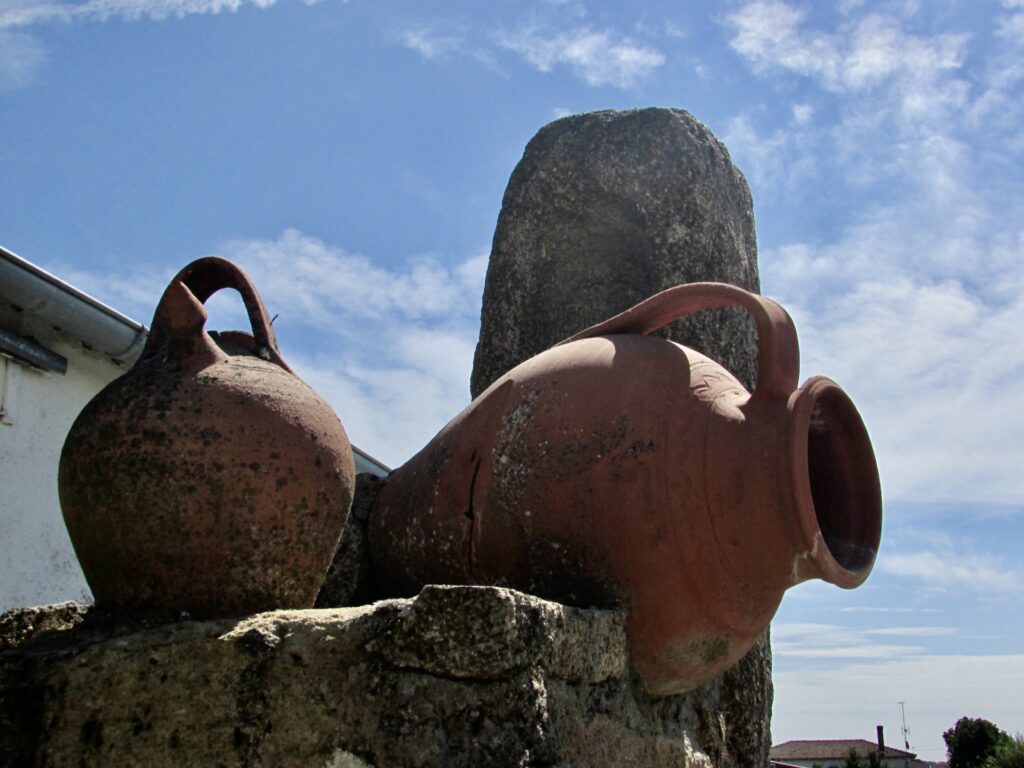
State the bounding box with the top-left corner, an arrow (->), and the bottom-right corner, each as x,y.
0,0 -> 283,29
836,606 -> 939,614
726,1 -> 968,96
997,10 -> 1024,43
0,30 -> 46,88
864,626 -> 957,637
762,225 -> 1024,506
721,112 -> 818,189
725,1 -> 974,170
838,0 -> 867,13
497,25 -> 665,88
879,550 -> 1024,594
214,228 -> 482,325
664,20 -> 686,39
792,102 -> 813,125
721,5 -> 1024,508
772,622 -> 929,659
400,27 -> 464,60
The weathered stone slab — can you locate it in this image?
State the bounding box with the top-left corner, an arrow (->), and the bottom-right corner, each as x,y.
1,586 -> 721,767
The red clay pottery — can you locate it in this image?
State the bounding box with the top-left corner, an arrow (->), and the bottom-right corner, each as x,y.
59,257 -> 355,618
368,282 -> 881,694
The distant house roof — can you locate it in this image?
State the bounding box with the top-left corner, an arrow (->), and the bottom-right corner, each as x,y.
771,740 -> 917,761
352,445 -> 390,477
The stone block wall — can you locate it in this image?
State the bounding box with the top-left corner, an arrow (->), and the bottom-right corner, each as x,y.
2,586 -> 739,767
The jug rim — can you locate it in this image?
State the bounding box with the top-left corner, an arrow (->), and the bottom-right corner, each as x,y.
789,376 -> 883,589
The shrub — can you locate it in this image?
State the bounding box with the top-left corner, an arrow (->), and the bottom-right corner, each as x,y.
944,717 -> 1009,768
986,734 -> 1024,768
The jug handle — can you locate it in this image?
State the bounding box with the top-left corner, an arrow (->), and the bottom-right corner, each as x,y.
144,256 -> 293,374
559,282 -> 798,403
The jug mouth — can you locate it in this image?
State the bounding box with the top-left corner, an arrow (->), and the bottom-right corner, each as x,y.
789,376 -> 882,588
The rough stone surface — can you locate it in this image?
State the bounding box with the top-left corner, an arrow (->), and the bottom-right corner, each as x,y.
317,473 -> 385,608
471,107 -> 760,398
470,107 -> 771,767
2,588 -> 727,767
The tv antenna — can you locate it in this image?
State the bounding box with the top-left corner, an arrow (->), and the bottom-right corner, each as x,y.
898,701 -> 911,750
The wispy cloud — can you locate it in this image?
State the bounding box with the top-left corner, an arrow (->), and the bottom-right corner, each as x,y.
864,626 -> 957,637
0,30 -> 46,89
497,24 -> 665,88
836,606 -> 938,614
722,2 -> 1024,507
0,0 -> 318,88
216,228 -> 484,326
0,0 -> 287,29
879,550 -> 1024,594
726,1 -> 968,97
721,112 -> 818,188
400,26 -> 464,60
772,622 -> 931,659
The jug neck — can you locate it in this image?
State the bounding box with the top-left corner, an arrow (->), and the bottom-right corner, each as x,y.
704,377 -> 881,597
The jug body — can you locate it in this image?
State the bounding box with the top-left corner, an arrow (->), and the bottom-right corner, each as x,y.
59,257 -> 355,618
368,282 -> 881,694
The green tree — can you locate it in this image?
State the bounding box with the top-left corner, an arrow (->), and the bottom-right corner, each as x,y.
845,748 -> 866,768
986,734 -> 1024,768
944,717 -> 1009,768
868,750 -> 883,768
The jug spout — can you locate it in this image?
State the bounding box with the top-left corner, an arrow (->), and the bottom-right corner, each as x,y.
142,279 -> 226,372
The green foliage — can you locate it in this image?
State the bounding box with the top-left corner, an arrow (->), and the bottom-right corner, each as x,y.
841,747 -> 884,768
944,717 -> 1010,768
985,734 -> 1024,768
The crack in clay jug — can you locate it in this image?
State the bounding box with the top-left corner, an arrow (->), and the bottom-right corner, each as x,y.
59,257 -> 355,618
368,281 -> 882,694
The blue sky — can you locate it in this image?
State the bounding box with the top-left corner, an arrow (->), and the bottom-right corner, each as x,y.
2,0 -> 1022,758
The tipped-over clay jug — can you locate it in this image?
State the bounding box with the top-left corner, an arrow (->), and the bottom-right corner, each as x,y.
368,282 -> 882,694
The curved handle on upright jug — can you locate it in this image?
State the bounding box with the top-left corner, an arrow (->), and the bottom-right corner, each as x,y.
144,257 -> 292,373
560,282 -> 799,402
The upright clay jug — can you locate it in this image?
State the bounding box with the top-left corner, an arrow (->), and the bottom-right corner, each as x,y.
369,282 -> 882,695
59,257 -> 355,618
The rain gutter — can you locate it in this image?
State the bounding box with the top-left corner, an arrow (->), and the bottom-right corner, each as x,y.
0,244 -> 149,366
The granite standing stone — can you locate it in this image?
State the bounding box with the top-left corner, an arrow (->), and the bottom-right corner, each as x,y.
470,107 -> 771,767
472,107 -> 760,397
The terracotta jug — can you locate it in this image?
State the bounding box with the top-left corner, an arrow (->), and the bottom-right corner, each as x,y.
59,257 -> 355,618
368,282 -> 881,694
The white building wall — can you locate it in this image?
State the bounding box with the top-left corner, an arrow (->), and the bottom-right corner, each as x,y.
1,316 -> 127,613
